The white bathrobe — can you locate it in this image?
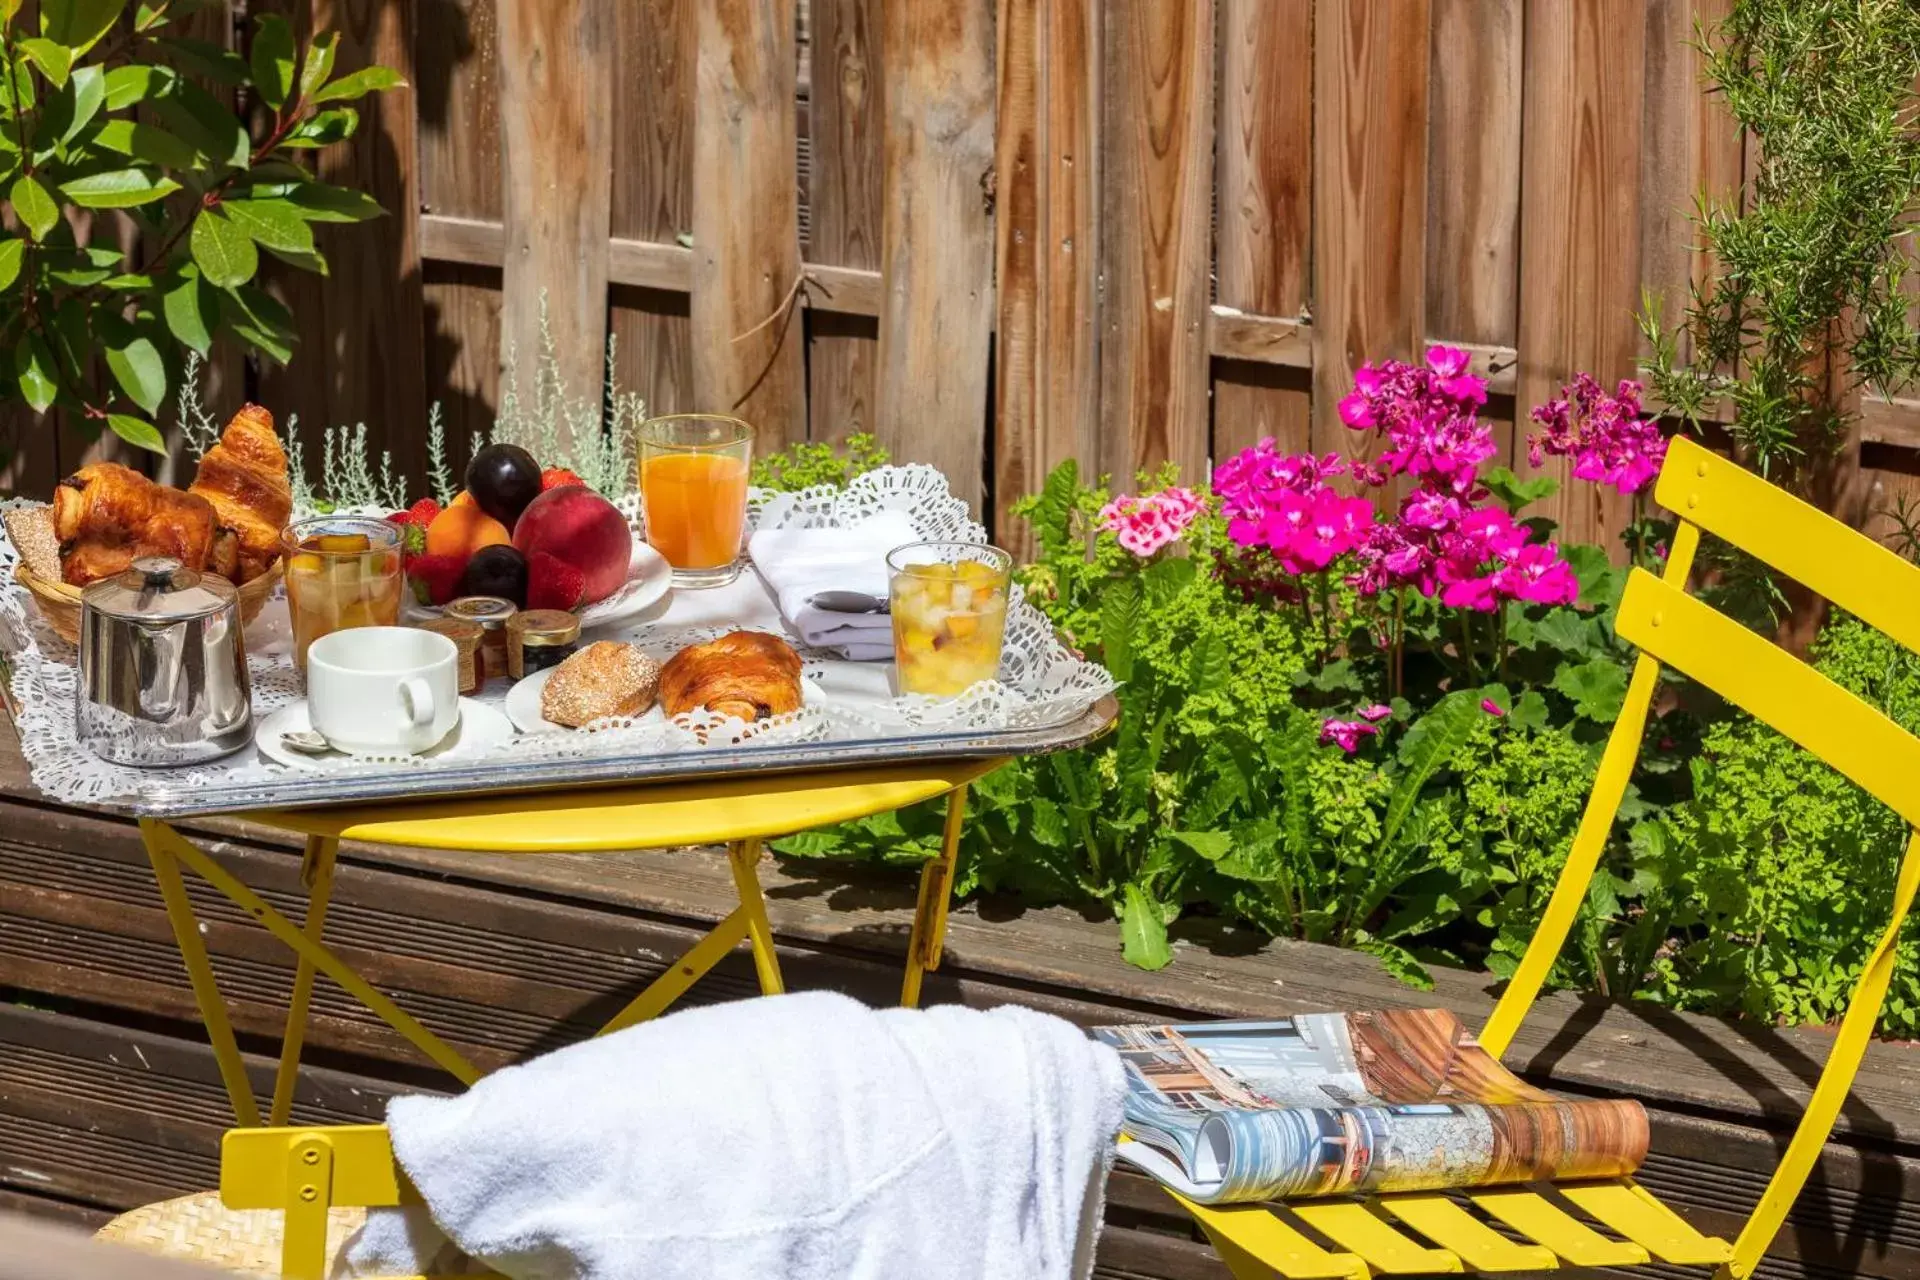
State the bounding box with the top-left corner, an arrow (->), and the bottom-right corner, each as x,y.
337,991 -> 1125,1280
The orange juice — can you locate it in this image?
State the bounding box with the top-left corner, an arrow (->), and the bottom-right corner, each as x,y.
641,452 -> 749,570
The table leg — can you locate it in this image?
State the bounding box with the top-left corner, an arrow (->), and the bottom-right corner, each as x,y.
901,785 -> 968,1008
726,838 -> 786,996
269,836 -> 339,1126
139,819 -> 261,1127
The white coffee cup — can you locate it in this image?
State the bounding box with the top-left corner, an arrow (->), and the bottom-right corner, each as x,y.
306,626 -> 460,755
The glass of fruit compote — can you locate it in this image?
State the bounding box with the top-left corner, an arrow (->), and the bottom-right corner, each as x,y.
282,516 -> 405,675
886,542 -> 1014,697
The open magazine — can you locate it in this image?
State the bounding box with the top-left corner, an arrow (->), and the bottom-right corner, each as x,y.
1093,1007 -> 1648,1204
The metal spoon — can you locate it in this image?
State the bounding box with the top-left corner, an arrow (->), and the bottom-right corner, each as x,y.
278,729 -> 338,756
808,590 -> 889,615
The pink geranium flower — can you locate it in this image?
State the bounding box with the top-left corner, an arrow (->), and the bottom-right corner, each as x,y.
1358,703 -> 1393,722
1528,374 -> 1667,496
1491,541 -> 1580,606
1481,698 -> 1506,717
1319,717 -> 1379,753
1098,486 -> 1206,557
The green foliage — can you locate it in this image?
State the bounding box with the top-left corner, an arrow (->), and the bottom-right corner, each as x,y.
751,432 -> 891,492
1640,0 -> 1920,482
0,1 -> 402,458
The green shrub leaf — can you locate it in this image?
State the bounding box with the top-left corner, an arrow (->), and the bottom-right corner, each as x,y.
106,413 -> 165,454
18,37 -> 72,88
40,0 -> 124,53
248,14 -> 296,109
280,180 -> 384,223
220,198 -> 314,252
283,105 -> 358,148
104,331 -> 165,412
0,237 -> 22,292
92,118 -> 201,170
60,167 -> 179,208
191,207 -> 257,287
1100,576 -> 1140,684
103,63 -> 173,110
10,174 -> 58,240
154,36 -> 247,85
13,333 -> 57,412
299,30 -> 340,103
162,270 -> 215,354
310,65 -> 405,104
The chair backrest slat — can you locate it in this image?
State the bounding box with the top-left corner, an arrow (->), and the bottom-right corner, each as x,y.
1616,569 -> 1920,828
221,1126 -> 417,1210
1655,437 -> 1920,655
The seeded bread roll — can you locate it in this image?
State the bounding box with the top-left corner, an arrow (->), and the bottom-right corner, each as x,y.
540,641 -> 661,727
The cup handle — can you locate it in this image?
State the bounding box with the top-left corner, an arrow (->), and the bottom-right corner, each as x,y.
398,676 -> 436,729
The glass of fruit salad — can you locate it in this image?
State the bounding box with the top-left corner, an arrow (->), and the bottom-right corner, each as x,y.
637,414 -> 752,588
282,516 -> 405,674
886,542 -> 1014,697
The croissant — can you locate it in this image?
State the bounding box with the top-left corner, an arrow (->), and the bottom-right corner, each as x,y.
53,462 -> 234,586
659,631 -> 804,722
189,403 -> 291,583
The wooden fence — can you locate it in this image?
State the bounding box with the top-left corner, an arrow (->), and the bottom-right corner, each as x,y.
5,0 -> 1920,552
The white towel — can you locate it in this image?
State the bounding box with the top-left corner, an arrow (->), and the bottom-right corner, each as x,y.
336,991 -> 1125,1280
748,511 -> 920,656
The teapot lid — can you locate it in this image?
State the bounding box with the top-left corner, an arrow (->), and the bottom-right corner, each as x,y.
82,556 -> 237,623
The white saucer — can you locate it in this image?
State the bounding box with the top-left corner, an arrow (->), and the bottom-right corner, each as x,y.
505,665 -> 829,735
403,535 -> 672,627
256,698 -> 517,769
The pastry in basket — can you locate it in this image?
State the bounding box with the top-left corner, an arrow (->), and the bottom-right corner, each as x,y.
659,630 -> 803,723
52,462 -> 234,585
541,640 -> 663,728
188,402 -> 293,583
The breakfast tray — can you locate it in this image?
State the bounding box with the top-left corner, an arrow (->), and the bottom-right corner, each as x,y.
0,467 -> 1117,817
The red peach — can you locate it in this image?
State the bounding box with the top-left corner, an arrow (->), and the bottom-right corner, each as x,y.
511,485 -> 632,604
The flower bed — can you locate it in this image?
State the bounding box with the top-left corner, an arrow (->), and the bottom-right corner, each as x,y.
774,352 -> 1920,1040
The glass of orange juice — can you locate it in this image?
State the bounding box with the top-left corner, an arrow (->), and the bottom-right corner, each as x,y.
281,516 -> 405,675
637,414 -> 753,588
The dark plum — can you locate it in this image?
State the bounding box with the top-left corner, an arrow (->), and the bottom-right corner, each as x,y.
457,544 -> 529,607
466,442 -> 543,528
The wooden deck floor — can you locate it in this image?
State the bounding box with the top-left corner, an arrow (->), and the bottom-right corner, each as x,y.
3,738 -> 1919,1277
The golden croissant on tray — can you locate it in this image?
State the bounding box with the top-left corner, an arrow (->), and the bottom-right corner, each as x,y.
660,630 -> 804,723
52,405 -> 291,588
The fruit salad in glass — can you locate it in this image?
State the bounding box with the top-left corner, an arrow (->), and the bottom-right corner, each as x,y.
282,516 -> 404,673
886,542 -> 1013,697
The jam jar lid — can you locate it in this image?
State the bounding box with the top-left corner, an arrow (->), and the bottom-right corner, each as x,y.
82,556 -> 236,624
508,609 -> 581,645
444,596 -> 518,629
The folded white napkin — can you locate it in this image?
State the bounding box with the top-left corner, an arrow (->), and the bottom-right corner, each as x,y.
749,510 -> 920,657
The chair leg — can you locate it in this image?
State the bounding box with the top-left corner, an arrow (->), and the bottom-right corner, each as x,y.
140,819 -> 261,1127
727,839 -> 786,996
270,836 -> 339,1126
1718,827 -> 1920,1279
901,785 -> 968,1008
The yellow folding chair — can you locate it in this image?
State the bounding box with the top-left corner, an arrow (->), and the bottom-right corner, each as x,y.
1177,435 -> 1920,1278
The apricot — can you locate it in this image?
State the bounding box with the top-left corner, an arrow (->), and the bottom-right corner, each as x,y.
425,503 -> 511,559
449,490 -> 476,509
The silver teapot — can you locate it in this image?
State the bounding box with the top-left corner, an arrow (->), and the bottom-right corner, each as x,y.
77,557 -> 253,766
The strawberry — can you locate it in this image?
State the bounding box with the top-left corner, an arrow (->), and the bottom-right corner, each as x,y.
540,467 -> 586,492
387,498 -> 442,529
406,553 -> 466,606
526,551 -> 586,611
397,521 -> 426,557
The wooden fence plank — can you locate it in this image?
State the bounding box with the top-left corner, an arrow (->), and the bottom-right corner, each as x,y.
259,0 -> 430,484
1099,0 -> 1215,484
993,0 -> 1043,538
877,0 -> 997,509
1213,0 -> 1312,462
1425,0 -> 1521,352
692,0 -> 807,454
1311,0 -> 1431,458
1517,0 -> 1645,550
610,0 -> 695,423
806,0 -> 882,445
497,0 -> 614,452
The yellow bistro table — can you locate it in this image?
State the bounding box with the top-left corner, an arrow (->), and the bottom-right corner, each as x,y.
136,757 -> 1006,1128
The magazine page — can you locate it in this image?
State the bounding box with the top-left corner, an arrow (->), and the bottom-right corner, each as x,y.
1095,1008 -> 1648,1204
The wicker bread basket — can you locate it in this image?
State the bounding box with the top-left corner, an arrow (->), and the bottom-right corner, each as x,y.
5,504 -> 282,645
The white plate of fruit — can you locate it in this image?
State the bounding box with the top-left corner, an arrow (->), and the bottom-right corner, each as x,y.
390,444 -> 671,627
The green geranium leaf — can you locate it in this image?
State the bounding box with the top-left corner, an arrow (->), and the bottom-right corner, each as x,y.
281,180 -> 384,222
104,331 -> 165,412
310,65 -> 404,104
9,174 -> 57,239
0,237 -> 22,292
1562,544 -> 1616,607
107,413 -> 166,454
154,36 -> 248,85
1552,657 -> 1631,722
1482,464 -> 1560,513
60,168 -> 179,208
40,0 -> 125,52
220,198 -> 314,252
162,269 -> 215,354
190,206 -> 256,287
18,37 -> 71,88
92,118 -> 200,170
1119,884 -> 1173,971
103,64 -> 174,110
282,106 -> 357,148
1508,689 -> 1551,731
14,332 -> 57,412
299,30 -> 339,103
247,14 -> 295,109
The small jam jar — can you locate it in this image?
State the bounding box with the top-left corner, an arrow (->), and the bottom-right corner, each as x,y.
507,609 -> 582,680
444,596 -> 518,685
415,618 -> 484,694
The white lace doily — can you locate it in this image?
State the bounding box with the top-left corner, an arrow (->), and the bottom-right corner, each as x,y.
2,468 -> 1115,813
